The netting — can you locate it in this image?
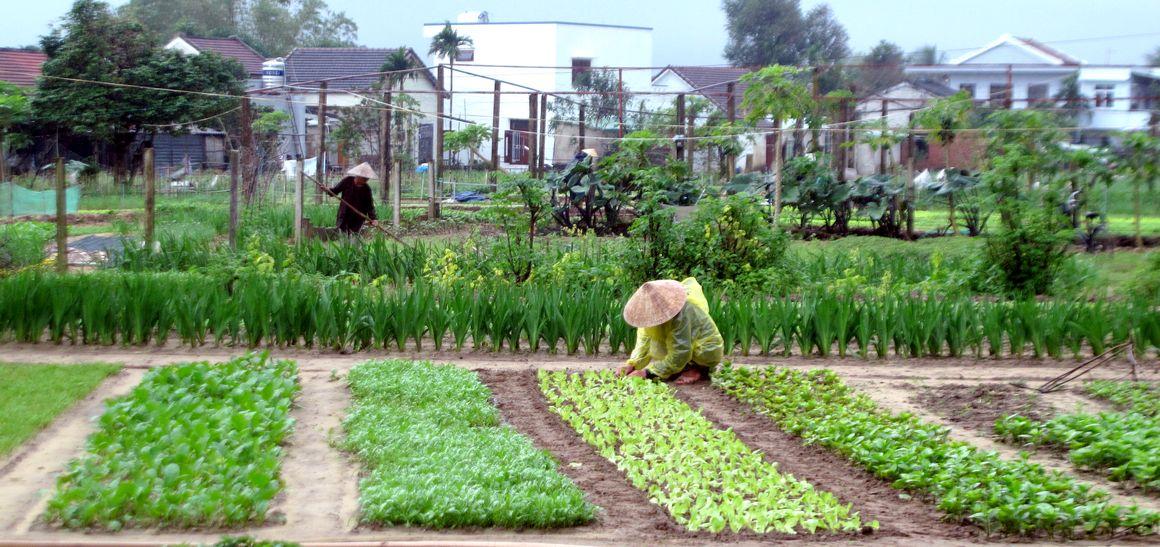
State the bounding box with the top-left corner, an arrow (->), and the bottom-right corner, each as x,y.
0,182 -> 81,216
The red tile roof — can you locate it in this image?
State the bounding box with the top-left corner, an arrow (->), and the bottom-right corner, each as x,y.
660,66 -> 754,111
0,48 -> 46,88
180,36 -> 267,75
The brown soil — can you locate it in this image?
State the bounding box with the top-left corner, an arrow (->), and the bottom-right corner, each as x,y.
911,383 -> 1056,433
476,369 -> 692,542
673,381 -> 978,543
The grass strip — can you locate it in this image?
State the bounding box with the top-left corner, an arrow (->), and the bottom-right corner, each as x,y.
43,353 -> 298,530
341,360 -> 594,528
0,362 -> 120,457
714,365 -> 1159,537
539,370 -> 868,534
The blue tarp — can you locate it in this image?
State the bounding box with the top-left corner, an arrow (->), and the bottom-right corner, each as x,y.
453,191 -> 488,203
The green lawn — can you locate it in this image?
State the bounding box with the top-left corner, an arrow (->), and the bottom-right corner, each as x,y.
0,363 -> 121,457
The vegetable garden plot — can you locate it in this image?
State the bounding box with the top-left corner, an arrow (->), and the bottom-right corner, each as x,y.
0,362 -> 120,457
994,381 -> 1160,494
539,370 -> 870,534
713,365 -> 1160,537
43,353 -> 299,530
340,360 -> 594,528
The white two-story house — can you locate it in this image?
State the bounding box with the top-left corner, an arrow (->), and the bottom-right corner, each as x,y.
905,34 -> 1160,143
422,12 -> 653,169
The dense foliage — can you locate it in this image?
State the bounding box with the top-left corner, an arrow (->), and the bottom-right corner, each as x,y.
540,370 -> 868,534
44,353 -> 298,530
342,360 -> 593,528
714,366 -> 1160,537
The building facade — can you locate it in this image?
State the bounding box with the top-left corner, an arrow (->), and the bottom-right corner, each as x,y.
421,14 -> 653,169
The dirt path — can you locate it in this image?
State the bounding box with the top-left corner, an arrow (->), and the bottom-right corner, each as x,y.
673,382 -> 978,542
849,378 -> 1160,513
0,344 -> 1150,383
273,370 -> 361,536
0,368 -> 146,533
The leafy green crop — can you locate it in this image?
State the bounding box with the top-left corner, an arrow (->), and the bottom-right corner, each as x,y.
539,370 -> 869,534
341,360 -> 593,528
714,365 -> 1159,537
995,382 -> 1160,494
43,353 -> 299,530
1085,381 -> 1160,417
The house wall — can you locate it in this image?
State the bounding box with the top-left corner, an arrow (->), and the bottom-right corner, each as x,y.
422,22 -> 652,169
943,71 -> 1069,108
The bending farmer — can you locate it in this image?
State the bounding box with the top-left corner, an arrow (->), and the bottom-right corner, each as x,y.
618,277 -> 724,385
329,162 -> 378,234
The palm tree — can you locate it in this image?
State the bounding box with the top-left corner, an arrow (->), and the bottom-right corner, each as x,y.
428,22 -> 473,120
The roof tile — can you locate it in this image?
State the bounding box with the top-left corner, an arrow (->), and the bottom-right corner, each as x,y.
181,36 -> 267,75
284,47 -> 435,90
663,66 -> 754,111
0,48 -> 47,88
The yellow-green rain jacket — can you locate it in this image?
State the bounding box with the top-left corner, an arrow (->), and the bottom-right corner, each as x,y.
626,277 -> 724,380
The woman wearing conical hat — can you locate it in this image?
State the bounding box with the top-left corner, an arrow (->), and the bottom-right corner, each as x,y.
329,162 -> 379,234
619,277 -> 724,384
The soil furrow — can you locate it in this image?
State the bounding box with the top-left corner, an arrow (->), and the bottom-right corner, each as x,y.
672,381 -> 978,543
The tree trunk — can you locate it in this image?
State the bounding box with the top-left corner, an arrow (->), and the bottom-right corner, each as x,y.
949,193 -> 956,235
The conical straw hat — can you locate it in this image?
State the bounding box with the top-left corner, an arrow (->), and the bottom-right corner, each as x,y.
623,280 -> 687,328
346,162 -> 378,179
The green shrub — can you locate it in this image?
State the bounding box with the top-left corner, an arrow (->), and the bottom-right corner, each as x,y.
981,210 -> 1071,296
0,222 -> 53,269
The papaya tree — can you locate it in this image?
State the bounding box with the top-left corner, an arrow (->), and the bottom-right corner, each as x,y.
741,65 -> 816,224
1117,131 -> 1160,248
913,91 -> 972,233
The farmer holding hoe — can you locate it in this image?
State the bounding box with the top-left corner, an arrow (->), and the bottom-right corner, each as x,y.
618,277 -> 724,385
329,162 -> 379,235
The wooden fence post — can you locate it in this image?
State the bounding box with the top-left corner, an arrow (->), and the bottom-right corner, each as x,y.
906,111 -> 916,240
538,93 -> 548,177
431,65 -> 444,219
380,89 -> 392,205
490,81 -> 501,182
55,157 -> 67,272
772,120 -> 783,225
675,93 -> 686,161
315,81 -> 328,204
392,159 -> 402,228
686,109 -> 696,176
228,149 -> 239,249
144,146 -> 156,252
726,82 -> 736,180
879,99 -> 889,175
294,155 -> 304,244
528,93 -> 539,178
240,96 -> 254,203
617,68 -> 625,138
578,103 -> 586,153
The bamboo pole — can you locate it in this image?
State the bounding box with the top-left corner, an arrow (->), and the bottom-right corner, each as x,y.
772,119 -> 783,225
240,97 -> 254,203
380,89 -> 392,205
578,103 -> 586,153
54,157 -> 67,273
617,68 -> 625,138
528,93 -> 539,178
726,82 -> 736,180
675,93 -> 686,162
144,146 -> 156,252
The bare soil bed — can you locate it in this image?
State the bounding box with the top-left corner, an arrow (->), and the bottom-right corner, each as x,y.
911,383 -> 1056,433
0,347 -> 1154,545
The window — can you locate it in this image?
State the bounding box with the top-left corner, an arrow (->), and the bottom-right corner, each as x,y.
571,58 -> 592,87
1094,84 -> 1115,108
988,83 -> 1012,108
958,83 -> 976,98
454,49 -> 474,62
1027,83 -> 1049,105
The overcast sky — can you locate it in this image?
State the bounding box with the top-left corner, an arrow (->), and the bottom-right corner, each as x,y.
4,0 -> 1158,66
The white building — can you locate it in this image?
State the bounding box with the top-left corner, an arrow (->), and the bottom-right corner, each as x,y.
422,13 -> 653,169
647,66 -> 757,172
905,34 -> 1160,142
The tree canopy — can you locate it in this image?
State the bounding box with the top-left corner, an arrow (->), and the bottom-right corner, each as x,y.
120,0 -> 357,56
722,0 -> 850,68
855,40 -> 906,93
34,0 -> 245,182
